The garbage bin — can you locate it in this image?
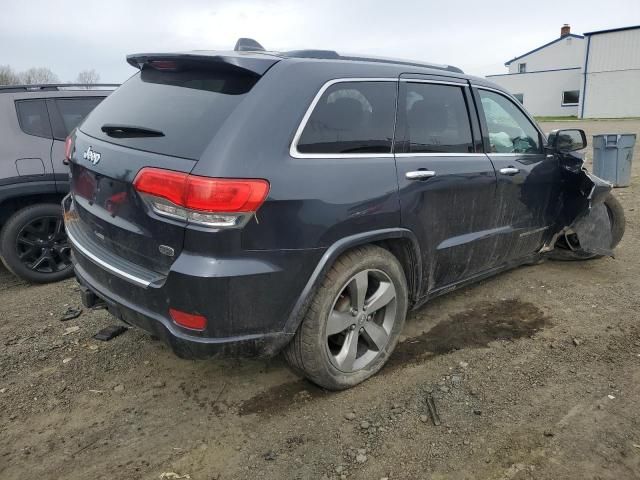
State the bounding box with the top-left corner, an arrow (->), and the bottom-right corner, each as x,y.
592,134 -> 636,187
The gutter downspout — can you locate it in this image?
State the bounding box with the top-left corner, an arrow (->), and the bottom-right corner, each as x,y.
580,35 -> 591,118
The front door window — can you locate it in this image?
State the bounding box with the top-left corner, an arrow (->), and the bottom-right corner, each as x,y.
478,90 -> 541,154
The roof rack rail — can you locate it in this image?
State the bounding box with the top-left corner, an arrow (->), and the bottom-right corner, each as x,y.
282,50 -> 464,74
0,83 -> 120,93
226,38 -> 464,73
341,54 -> 464,74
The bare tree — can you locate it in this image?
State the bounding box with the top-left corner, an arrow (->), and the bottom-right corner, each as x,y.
76,69 -> 100,86
0,65 -> 20,85
19,67 -> 60,85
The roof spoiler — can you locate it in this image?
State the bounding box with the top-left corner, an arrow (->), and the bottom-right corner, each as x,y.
126,52 -> 278,76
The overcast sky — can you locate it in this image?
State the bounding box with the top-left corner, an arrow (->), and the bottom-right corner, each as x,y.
2,0 -> 639,83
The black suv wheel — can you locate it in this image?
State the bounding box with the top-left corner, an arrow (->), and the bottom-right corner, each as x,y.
284,245 -> 408,390
0,204 -> 73,283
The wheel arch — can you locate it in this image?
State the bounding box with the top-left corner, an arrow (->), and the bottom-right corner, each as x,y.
0,181 -> 64,229
284,228 -> 422,334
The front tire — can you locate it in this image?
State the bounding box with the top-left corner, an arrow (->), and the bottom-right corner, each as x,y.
0,204 -> 73,283
284,245 -> 408,390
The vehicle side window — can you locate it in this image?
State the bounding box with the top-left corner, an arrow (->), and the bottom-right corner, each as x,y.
478,90 -> 541,154
296,81 -> 396,154
403,83 -> 473,153
55,97 -> 104,136
15,99 -> 52,139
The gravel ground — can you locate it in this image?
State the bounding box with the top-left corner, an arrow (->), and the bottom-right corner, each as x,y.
1,119 -> 639,480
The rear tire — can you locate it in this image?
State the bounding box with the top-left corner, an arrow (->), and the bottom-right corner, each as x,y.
0,204 -> 74,283
284,245 -> 408,390
548,193 -> 625,261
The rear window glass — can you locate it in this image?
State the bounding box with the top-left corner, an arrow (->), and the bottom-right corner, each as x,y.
402,83 -> 473,154
55,97 -> 104,135
296,81 -> 396,154
15,99 -> 52,139
80,67 -> 258,160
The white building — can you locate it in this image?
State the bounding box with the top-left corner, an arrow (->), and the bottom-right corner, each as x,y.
581,26 -> 640,118
487,24 -> 640,118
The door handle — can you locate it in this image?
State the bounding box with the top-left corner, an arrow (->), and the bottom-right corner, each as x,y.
406,170 -> 436,180
499,167 -> 520,176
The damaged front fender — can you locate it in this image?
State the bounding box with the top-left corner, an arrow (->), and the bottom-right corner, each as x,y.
543,151 -> 614,257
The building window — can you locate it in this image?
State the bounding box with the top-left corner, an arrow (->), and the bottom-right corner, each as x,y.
562,90 -> 580,106
513,93 -> 524,104
518,63 -> 526,73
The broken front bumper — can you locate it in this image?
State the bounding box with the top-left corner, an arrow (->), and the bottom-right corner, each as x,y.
544,156 -> 614,256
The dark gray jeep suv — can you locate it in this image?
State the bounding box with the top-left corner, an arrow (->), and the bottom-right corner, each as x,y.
0,84 -> 115,282
64,40 -> 624,389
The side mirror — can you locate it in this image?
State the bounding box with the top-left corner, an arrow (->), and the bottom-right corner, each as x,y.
547,129 -> 587,153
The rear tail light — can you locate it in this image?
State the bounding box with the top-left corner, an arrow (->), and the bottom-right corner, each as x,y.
64,135 -> 74,164
132,167 -> 269,228
169,308 -> 207,331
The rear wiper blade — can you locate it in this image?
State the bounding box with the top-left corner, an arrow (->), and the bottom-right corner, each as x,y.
101,124 -> 165,138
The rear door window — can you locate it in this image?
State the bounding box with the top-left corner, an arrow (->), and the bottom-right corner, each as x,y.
400,83 -> 473,153
54,97 -> 104,137
296,81 -> 396,155
80,68 -> 259,160
15,99 -> 52,139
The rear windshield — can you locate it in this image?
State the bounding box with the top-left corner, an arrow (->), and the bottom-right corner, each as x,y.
80,67 -> 258,160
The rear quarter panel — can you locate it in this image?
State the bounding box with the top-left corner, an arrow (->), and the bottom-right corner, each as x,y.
190,60 -> 402,251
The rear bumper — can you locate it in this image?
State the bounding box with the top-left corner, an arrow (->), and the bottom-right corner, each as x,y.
63,194 -> 321,359
75,264 -> 293,358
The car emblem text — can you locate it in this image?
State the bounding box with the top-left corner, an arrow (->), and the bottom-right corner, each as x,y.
83,146 -> 101,165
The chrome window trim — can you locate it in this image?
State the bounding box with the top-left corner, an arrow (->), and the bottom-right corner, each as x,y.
399,78 -> 467,87
290,79 -> 548,159
395,152 -> 487,158
289,77 -> 397,159
487,153 -> 545,157
470,84 -> 505,94
66,227 -> 151,288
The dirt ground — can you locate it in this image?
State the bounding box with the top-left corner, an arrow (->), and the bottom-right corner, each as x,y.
1,119 -> 639,480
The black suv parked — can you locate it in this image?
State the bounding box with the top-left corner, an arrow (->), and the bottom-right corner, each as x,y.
65,41 -> 624,389
0,84 -> 116,282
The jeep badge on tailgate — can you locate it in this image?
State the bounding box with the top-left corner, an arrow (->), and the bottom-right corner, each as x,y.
83,146 -> 101,165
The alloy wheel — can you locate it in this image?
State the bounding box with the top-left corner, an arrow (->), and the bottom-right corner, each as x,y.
325,269 -> 397,373
15,216 -> 71,273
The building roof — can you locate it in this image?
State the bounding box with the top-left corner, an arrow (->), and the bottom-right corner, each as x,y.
584,25 -> 640,36
504,33 -> 584,66
486,66 -> 581,78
